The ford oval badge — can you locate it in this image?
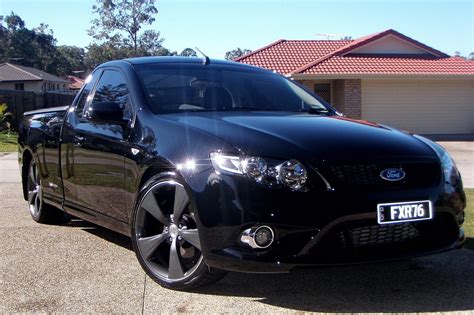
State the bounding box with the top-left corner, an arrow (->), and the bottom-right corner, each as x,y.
380,168 -> 406,181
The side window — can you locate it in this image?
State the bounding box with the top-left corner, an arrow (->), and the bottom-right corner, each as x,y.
88,70 -> 131,119
74,70 -> 102,116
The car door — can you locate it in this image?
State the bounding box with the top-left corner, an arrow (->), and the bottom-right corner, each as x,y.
68,69 -> 133,222
61,69 -> 102,207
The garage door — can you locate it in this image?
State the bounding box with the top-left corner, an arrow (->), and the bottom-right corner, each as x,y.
361,79 -> 474,134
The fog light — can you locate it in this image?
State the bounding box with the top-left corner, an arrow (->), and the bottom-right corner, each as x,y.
240,225 -> 274,249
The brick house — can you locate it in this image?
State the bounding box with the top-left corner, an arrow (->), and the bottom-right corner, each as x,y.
236,29 -> 474,135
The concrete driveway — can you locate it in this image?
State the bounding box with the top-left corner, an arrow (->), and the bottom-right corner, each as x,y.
1,144 -> 473,313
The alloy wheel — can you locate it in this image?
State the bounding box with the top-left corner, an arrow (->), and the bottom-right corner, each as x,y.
134,180 -> 203,282
27,161 -> 42,218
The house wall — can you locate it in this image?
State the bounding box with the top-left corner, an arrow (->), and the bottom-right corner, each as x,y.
361,79 -> 474,134
298,79 -> 334,103
299,78 -> 362,119
0,81 -> 67,92
0,81 -> 43,92
349,35 -> 428,55
332,79 -> 362,118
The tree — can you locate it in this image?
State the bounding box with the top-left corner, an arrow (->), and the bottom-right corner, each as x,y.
84,41 -> 130,70
137,29 -> 165,55
180,48 -> 197,57
88,0 -> 163,56
224,48 -> 252,60
469,52 -> 474,61
0,12 -> 62,75
56,46 -> 86,76
4,12 -> 25,30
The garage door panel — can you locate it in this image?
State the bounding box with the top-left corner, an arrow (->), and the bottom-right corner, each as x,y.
361,80 -> 474,134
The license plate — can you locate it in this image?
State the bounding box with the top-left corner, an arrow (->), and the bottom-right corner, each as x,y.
377,200 -> 432,224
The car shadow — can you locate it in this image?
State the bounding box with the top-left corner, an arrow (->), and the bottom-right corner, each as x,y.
196,248 -> 474,313
464,237 -> 474,250
69,220 -> 474,312
65,218 -> 134,251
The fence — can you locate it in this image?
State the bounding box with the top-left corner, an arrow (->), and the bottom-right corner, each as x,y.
0,90 -> 77,130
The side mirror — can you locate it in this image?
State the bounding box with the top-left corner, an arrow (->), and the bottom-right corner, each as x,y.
85,101 -> 127,125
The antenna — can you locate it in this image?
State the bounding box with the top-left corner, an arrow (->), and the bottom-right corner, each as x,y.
315,33 -> 339,40
195,47 -> 210,65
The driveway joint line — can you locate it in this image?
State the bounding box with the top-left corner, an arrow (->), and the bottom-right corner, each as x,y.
141,273 -> 146,314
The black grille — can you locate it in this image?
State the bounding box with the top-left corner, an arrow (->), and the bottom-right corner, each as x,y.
348,223 -> 420,247
326,162 -> 440,189
306,213 -> 460,262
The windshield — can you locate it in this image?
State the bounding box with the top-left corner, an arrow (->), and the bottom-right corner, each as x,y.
134,63 -> 329,114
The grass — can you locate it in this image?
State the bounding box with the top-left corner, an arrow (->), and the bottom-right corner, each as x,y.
463,188 -> 474,250
0,132 -> 18,152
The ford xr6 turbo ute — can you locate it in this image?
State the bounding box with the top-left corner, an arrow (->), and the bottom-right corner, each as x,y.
18,57 -> 466,290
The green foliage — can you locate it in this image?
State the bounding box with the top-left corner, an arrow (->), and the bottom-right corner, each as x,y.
224,47 -> 252,60
0,12 -> 62,75
464,189 -> 474,250
0,7 -> 212,77
0,131 -> 18,152
56,45 -> 87,76
0,103 -> 13,132
180,48 -> 197,57
88,0 -> 164,57
0,103 -> 7,119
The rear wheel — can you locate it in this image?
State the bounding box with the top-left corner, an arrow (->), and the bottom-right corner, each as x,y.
26,159 -> 68,224
132,176 -> 226,290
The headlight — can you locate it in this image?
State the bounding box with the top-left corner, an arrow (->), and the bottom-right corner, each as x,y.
278,160 -> 308,190
209,152 -> 243,174
413,135 -> 461,186
440,151 -> 460,184
242,157 -> 267,182
210,152 -> 307,191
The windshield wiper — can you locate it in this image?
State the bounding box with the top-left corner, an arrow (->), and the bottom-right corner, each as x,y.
304,107 -> 331,115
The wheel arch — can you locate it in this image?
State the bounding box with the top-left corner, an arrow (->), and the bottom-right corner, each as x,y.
138,163 -> 178,190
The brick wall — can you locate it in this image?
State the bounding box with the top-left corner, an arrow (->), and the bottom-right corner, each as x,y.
299,80 -> 315,91
330,79 -> 362,119
296,78 -> 362,119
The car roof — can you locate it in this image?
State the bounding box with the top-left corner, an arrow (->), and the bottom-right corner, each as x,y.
100,56 -> 266,72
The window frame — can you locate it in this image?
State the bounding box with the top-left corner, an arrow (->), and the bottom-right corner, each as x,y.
73,69 -> 103,119
314,82 -> 332,104
82,67 -> 134,124
14,83 -> 25,91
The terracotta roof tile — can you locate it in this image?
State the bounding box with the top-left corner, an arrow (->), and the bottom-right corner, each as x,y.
302,56 -> 474,75
237,40 -> 351,74
236,30 -> 473,76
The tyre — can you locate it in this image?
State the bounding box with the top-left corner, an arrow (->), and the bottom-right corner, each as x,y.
26,159 -> 68,224
131,175 -> 226,290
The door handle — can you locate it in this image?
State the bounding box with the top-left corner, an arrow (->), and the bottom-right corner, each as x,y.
74,135 -> 85,146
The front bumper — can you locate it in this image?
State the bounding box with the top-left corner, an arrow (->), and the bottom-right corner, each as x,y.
185,167 -> 466,273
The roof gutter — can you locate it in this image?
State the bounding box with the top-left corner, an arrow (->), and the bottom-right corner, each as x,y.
290,73 -> 474,80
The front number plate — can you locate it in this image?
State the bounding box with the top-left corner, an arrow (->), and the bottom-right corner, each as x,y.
377,200 -> 432,225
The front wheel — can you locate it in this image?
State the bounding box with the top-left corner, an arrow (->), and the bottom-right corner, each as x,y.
131,175 -> 226,290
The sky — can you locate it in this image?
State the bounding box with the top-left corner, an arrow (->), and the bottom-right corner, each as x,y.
0,0 -> 473,59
